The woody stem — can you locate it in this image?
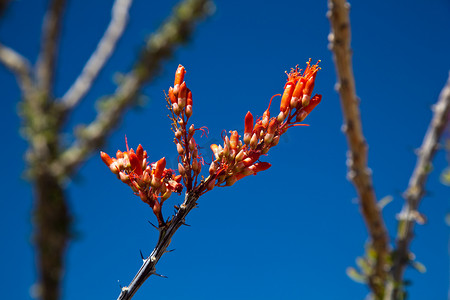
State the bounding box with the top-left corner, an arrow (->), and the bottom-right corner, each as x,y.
117,190 -> 200,300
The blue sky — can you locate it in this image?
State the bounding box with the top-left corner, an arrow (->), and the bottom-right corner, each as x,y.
1,0 -> 449,299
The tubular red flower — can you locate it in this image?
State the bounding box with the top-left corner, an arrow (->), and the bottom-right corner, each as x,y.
173,64 -> 186,93
100,151 -> 113,166
168,87 -> 177,104
178,82 -> 187,108
280,82 -> 294,112
249,162 -> 271,174
230,131 -> 239,151
128,152 -> 143,175
267,119 -> 277,135
303,94 -> 322,115
244,111 -> 254,135
154,157 -> 166,179
136,144 -> 144,161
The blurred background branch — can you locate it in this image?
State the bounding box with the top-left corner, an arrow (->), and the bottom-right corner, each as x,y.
0,0 -> 213,299
327,0 -> 389,297
385,73 -> 450,299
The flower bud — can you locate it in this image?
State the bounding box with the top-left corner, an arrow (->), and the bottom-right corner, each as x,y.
172,103 -> 180,115
186,105 -> 193,118
250,133 -> 258,149
209,162 -> 217,175
206,179 -> 215,190
119,172 -> 130,183
175,129 -> 182,139
230,131 -> 239,151
267,119 -> 277,135
226,175 -> 238,186
189,138 -> 196,151
161,189 -> 172,201
271,136 -> 280,146
178,163 -> 186,176
189,124 -> 195,134
192,159 -> 201,174
296,110 -> 308,123
176,142 -> 184,155
178,82 -> 187,109
235,149 -> 245,162
301,94 -> 310,107
277,111 -> 285,123
210,144 -> 219,160
109,161 -> 120,174
264,133 -> 274,144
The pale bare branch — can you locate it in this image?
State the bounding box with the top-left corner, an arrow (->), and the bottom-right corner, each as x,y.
61,0 -> 133,109
327,0 -> 389,296
36,0 -> 67,94
0,43 -> 34,96
385,73 -> 450,299
50,0 -> 214,179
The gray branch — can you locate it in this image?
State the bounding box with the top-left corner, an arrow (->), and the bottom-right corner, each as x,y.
50,0 -> 214,179
385,73 -> 450,299
0,42 -> 34,97
117,191 -> 200,300
327,0 -> 389,296
36,0 -> 67,95
61,0 -> 133,109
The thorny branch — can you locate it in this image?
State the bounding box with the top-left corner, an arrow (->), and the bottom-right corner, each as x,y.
117,191 -> 200,300
61,0 -> 133,110
384,73 -> 450,299
327,0 -> 389,297
51,0 -> 214,179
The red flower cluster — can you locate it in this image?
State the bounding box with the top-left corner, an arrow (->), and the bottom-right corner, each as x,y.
101,60 -> 322,223
100,140 -> 182,226
167,65 -> 206,193
205,59 -> 322,189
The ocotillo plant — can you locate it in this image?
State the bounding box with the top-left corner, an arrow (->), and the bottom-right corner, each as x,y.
101,61 -> 322,299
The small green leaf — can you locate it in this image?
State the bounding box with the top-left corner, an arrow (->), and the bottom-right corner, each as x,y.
440,167 -> 450,186
410,260 -> 426,273
356,257 -> 371,275
378,195 -> 393,210
346,267 -> 366,283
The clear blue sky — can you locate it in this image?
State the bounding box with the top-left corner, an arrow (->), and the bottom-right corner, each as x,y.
1,1 -> 449,299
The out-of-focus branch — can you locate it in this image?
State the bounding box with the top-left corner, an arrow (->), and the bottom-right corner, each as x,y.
61,0 -> 133,110
36,0 -> 67,94
385,73 -> 450,300
327,0 -> 389,297
117,191 -> 200,300
51,0 -> 214,179
0,43 -> 34,97
0,0 -> 11,16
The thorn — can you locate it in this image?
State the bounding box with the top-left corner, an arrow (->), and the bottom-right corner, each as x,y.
174,205 -> 180,210
140,250 -> 145,260
181,220 -> 191,226
166,249 -> 176,253
147,220 -> 159,230
153,273 -> 168,279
